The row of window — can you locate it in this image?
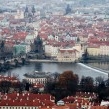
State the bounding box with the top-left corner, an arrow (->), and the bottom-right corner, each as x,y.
27,78 -> 47,81
89,52 -> 109,55
58,59 -> 75,61
26,78 -> 47,84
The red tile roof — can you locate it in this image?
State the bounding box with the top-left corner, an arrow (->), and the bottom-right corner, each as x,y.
52,105 -> 70,109
0,75 -> 19,83
33,83 -> 44,88
12,32 -> 28,41
0,92 -> 55,106
90,106 -> 108,109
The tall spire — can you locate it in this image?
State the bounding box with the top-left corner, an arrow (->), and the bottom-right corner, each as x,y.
65,4 -> 71,15
24,6 -> 29,18
25,6 -> 28,13
32,5 -> 35,15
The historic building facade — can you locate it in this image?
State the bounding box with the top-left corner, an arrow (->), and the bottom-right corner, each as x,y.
57,48 -> 80,62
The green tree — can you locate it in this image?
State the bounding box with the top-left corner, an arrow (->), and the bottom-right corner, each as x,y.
0,40 -> 5,52
80,76 -> 94,92
4,61 -> 10,70
14,59 -> 19,67
97,81 -> 106,102
58,71 -> 79,95
95,76 -> 104,86
21,58 -> 26,65
0,81 -> 11,93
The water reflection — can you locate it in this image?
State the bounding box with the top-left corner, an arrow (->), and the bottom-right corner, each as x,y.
35,63 -> 42,71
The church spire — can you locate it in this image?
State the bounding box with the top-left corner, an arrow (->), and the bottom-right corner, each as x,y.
24,6 -> 29,18
25,6 -> 28,13
32,5 -> 35,15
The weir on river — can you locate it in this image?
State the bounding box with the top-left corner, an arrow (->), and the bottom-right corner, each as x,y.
78,63 -> 109,76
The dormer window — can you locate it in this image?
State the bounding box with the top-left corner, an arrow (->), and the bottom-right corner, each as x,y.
57,100 -> 65,106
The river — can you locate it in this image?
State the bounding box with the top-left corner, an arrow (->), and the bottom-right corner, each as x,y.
2,62 -> 108,81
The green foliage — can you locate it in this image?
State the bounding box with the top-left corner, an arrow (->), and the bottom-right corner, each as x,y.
0,81 -> 11,93
80,76 -> 94,92
45,71 -> 79,101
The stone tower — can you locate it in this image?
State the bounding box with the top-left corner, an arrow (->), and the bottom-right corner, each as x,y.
33,35 -> 45,59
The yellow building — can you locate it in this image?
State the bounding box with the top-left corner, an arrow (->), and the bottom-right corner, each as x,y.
87,44 -> 100,56
73,43 -> 84,58
87,43 -> 109,56
100,44 -> 109,56
57,48 -> 79,62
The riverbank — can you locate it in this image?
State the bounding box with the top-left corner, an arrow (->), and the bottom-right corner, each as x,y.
29,59 -> 57,63
29,59 -> 77,63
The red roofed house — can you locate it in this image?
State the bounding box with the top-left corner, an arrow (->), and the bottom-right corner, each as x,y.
12,32 -> 28,43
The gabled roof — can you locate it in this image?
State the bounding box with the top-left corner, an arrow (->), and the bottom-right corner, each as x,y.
12,32 -> 28,41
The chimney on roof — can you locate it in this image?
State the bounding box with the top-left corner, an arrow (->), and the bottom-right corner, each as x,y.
77,102 -> 79,106
27,97 -> 29,100
28,93 -> 29,96
8,98 -> 11,100
22,93 -> 25,96
6,103 -> 8,106
4,95 -> 7,100
15,97 -> 18,100
50,95 -> 52,101
47,106 -> 49,108
67,96 -> 69,99
20,99 -> 22,102
17,93 -> 19,96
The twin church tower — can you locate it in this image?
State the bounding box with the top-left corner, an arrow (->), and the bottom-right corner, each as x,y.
15,5 -> 36,23
24,5 -> 36,23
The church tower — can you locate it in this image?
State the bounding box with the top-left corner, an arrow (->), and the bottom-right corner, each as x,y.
33,35 -> 45,58
24,6 -> 29,18
24,5 -> 36,23
65,4 -> 71,15
32,5 -> 35,16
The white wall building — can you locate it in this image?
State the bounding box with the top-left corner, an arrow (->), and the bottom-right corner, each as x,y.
44,44 -> 60,58
14,9 -> 24,19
